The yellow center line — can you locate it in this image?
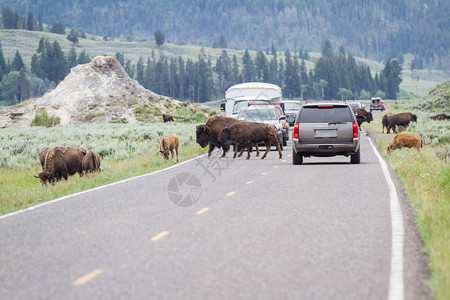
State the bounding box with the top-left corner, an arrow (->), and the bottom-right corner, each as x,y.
273,165 -> 279,168
226,191 -> 236,197
151,231 -> 170,241
72,269 -> 104,286
196,207 -> 209,215
282,160 -> 287,162
262,172 -> 268,175
246,181 -> 254,184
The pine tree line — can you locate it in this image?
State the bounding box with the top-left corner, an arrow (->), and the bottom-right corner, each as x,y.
0,37 -> 402,106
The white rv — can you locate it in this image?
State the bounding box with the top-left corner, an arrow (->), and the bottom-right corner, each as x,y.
220,82 -> 283,118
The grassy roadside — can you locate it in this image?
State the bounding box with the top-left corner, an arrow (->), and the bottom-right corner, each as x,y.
364,108 -> 449,300
0,143 -> 206,215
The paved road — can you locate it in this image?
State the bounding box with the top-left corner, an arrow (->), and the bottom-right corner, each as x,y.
0,132 -> 431,299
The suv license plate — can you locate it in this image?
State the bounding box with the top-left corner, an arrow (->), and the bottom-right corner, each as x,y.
319,145 -> 333,150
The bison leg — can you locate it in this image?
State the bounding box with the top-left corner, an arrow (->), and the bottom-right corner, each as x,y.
237,144 -> 246,157
220,144 -> 229,158
208,144 -> 216,157
261,141 -> 271,159
233,145 -> 239,159
255,144 -> 260,157
246,142 -> 252,159
175,147 -> 179,162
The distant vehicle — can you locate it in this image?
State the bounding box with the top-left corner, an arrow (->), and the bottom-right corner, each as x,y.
220,82 -> 283,119
283,100 -> 302,126
292,103 -> 361,165
369,97 -> 385,112
247,103 -> 289,145
237,106 -> 284,150
348,101 -> 365,110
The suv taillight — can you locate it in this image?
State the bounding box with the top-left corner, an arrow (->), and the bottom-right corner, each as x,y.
353,122 -> 358,138
293,123 -> 299,139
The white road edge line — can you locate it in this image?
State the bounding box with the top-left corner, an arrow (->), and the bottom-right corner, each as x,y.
368,136 -> 404,300
0,153 -> 208,220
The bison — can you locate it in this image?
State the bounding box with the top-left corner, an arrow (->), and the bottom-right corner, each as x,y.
38,147 -> 52,168
381,112 -> 393,133
386,112 -> 417,134
352,108 -> 373,129
82,150 -> 101,173
160,135 -> 179,162
196,115 -> 240,158
36,146 -> 86,184
387,133 -> 423,154
429,113 -> 449,120
162,114 -> 174,122
218,121 -> 282,159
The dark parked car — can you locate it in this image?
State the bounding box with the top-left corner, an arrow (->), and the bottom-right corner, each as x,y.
292,103 -> 361,165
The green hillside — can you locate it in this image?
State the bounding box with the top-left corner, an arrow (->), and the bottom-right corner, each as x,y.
1,29 -> 448,98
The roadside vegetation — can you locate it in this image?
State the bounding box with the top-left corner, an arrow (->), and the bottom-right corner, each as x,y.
0,122 -> 206,214
363,84 -> 449,300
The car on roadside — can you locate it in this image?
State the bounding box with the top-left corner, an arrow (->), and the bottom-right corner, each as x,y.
369,97 -> 385,112
282,100 -> 302,126
237,106 -> 285,150
292,103 -> 360,165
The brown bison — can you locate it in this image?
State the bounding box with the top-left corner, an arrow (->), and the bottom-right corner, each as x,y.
36,146 -> 86,184
382,112 -> 393,133
218,121 -> 282,159
82,150 -> 101,173
386,112 -> 417,134
162,114 -> 174,122
387,133 -> 423,154
352,108 -> 373,128
160,135 -> 179,162
196,115 -> 240,158
429,113 -> 449,120
38,147 -> 52,168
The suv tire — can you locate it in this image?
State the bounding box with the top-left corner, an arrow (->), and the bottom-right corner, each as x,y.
350,148 -> 361,164
283,134 -> 287,146
292,149 -> 303,165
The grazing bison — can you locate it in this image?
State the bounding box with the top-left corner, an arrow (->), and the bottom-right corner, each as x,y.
38,147 -> 52,168
387,133 -> 423,154
82,150 -> 101,173
386,112 -> 417,134
352,108 -> 373,128
162,114 -> 174,122
218,121 -> 282,159
36,146 -> 86,184
382,112 -> 393,133
160,135 -> 179,162
429,113 -> 449,120
196,115 -> 239,158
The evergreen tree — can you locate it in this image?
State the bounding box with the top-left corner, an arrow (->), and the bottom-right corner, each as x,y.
178,56 -> 187,99
27,12 -> 37,31
231,55 -> 240,85
78,50 -> 90,64
67,46 -> 77,69
31,53 -> 44,78
197,52 -> 210,102
283,49 -> 297,98
381,59 -> 402,99
136,56 -> 145,85
12,50 -> 25,71
0,40 -> 7,80
18,69 -> 30,102
154,30 -> 165,47
1,6 -> 19,29
255,50 -> 269,82
242,49 -> 255,82
37,12 -> 43,31
268,51 -> 278,85
67,29 -> 79,44
219,35 -> 227,48
50,21 -> 65,34
321,39 -> 334,57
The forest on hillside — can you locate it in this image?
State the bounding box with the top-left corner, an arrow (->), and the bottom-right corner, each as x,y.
0,0 -> 448,70
0,36 -> 402,105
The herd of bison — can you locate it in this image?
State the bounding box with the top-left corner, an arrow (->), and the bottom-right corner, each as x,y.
36,110 -> 448,185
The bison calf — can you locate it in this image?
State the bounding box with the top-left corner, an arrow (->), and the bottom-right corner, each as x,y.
82,150 -> 101,173
387,133 -> 423,154
160,135 -> 179,162
382,112 -> 393,133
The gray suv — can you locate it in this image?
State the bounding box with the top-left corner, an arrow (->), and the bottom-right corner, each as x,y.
292,103 -> 360,165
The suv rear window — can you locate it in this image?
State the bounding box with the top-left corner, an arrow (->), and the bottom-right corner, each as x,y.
298,105 -> 353,123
